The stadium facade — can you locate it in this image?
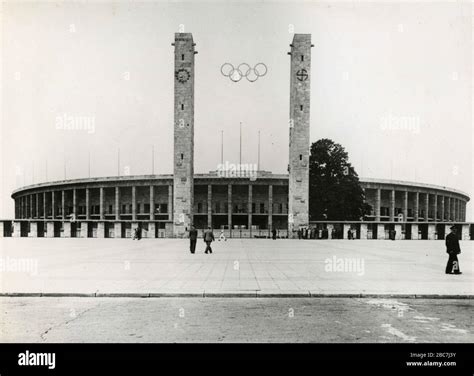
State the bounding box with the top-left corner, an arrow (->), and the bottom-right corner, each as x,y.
2,33 -> 472,240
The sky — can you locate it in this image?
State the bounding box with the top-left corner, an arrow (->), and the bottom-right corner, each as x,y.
1,1 -> 472,219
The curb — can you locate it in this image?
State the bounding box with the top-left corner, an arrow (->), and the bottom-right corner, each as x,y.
42,293 -> 97,298
258,292 -> 311,298
149,293 -> 205,298
0,292 -> 472,299
204,292 -> 258,298
95,293 -> 150,298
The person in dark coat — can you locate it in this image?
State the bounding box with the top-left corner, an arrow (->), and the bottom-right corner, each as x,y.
133,226 -> 141,240
272,228 -> 277,240
138,226 -> 142,240
203,226 -> 215,254
445,226 -> 462,274
188,225 -> 198,254
390,229 -> 396,240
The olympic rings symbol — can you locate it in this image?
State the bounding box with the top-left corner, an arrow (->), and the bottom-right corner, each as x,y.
221,63 -> 268,83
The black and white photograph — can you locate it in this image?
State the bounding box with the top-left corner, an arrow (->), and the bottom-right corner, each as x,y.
0,0 -> 473,373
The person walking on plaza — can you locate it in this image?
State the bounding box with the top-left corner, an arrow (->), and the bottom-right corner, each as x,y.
203,226 -> 215,254
188,225 -> 198,254
445,226 -> 462,275
272,228 -> 277,240
132,226 -> 141,240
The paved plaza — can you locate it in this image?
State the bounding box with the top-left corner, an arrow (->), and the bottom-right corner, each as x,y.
0,297 -> 472,342
0,238 -> 472,296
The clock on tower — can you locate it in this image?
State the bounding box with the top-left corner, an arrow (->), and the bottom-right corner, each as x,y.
175,68 -> 190,83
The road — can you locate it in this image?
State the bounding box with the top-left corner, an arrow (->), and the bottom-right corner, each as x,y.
0,297 -> 472,342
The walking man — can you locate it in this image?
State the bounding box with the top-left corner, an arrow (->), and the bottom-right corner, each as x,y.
189,225 -> 197,254
272,228 -> 277,240
132,226 -> 141,240
445,226 -> 462,275
203,226 -> 215,254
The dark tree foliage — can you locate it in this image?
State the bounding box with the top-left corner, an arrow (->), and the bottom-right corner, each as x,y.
309,139 -> 371,221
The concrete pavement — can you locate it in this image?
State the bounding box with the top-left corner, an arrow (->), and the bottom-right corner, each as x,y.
0,238 -> 472,296
0,297 -> 472,342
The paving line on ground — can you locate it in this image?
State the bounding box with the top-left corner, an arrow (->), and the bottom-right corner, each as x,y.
0,292 -> 472,299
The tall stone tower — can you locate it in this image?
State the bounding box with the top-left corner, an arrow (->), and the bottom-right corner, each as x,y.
172,33 -> 197,237
288,34 -> 312,238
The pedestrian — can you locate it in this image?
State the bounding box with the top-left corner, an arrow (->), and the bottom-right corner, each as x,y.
132,226 -> 141,240
218,228 -> 227,241
331,228 -> 336,239
298,228 -> 302,239
203,226 -> 215,254
272,228 -> 277,240
304,227 -> 308,239
189,225 -> 197,254
445,226 -> 462,275
347,228 -> 352,240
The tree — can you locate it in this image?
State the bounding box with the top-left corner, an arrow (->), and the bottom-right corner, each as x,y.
309,138 -> 371,221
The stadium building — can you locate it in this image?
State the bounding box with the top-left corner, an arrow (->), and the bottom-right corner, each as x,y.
2,33 -> 472,240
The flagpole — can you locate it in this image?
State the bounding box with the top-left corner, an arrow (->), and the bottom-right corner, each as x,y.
152,145 -> 155,175
239,122 -> 242,167
118,148 -> 120,177
221,130 -> 224,165
257,130 -> 260,171
239,121 -> 243,175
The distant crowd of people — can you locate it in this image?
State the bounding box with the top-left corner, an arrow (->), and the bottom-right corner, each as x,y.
296,226 -> 352,240
297,226 -> 323,239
